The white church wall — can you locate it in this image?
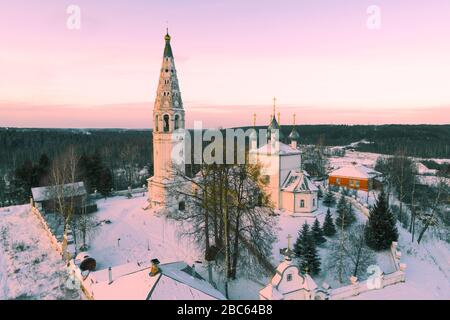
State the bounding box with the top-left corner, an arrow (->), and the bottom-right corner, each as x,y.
294,193 -> 318,213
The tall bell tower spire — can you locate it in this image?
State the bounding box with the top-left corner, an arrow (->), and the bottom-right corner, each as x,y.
148,30 -> 186,209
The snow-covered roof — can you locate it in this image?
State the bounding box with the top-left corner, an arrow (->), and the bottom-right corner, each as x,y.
281,170 -> 318,193
250,142 -> 301,156
329,165 -> 381,179
90,261 -> 226,300
31,182 -> 86,202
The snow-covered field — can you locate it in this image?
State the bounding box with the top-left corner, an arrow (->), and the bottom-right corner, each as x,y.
88,195 -> 201,270
1,178 -> 449,300
0,205 -> 81,300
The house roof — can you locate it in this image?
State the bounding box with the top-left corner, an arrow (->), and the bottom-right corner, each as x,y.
31,182 -> 86,202
281,170 -> 318,193
89,261 -> 226,300
329,165 -> 381,180
250,142 -> 301,156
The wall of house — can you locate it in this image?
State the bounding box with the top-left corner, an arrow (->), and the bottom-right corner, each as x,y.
279,154 -> 301,187
328,176 -> 370,191
294,192 -> 318,213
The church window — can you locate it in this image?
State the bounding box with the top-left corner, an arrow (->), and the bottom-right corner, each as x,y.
287,274 -> 293,282
178,201 -> 185,211
174,114 -> 180,130
300,200 -> 305,208
163,115 -> 170,132
165,69 -> 169,73
313,199 -> 315,207
155,115 -> 159,132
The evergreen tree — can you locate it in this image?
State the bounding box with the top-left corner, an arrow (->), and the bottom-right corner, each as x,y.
335,193 -> 356,228
294,222 -> 321,276
312,218 -> 326,244
300,231 -> 321,276
323,188 -> 336,207
294,222 -> 310,257
322,208 -> 337,237
365,190 -> 399,250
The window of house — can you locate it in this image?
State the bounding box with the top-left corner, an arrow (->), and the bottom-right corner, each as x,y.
163,115 -> 170,132
174,114 -> 180,130
300,200 -> 305,208
155,115 -> 159,132
336,178 -> 341,185
356,181 -> 360,188
178,201 -> 185,211
287,274 -> 293,282
313,199 -> 315,206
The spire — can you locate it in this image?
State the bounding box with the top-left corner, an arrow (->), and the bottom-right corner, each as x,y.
164,29 -> 173,58
154,30 -> 183,112
289,113 -> 300,142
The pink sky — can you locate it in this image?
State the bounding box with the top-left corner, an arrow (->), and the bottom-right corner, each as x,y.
1,0 -> 450,128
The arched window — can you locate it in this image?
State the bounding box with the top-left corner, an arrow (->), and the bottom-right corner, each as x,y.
155,115 -> 159,132
163,114 -> 170,132
300,200 -> 305,208
174,114 -> 180,130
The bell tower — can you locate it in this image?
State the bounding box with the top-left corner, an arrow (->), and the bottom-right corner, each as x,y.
148,30 -> 186,208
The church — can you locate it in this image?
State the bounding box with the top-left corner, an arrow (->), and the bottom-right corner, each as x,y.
147,31 -> 318,215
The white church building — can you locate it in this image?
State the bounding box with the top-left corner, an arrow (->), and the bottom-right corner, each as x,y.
250,111 -> 319,216
147,31 -> 318,215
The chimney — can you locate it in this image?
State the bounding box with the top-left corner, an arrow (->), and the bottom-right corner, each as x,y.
108,267 -> 113,284
150,258 -> 160,277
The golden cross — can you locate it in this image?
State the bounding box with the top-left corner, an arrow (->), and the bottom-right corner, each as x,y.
293,113 -> 296,126
277,112 -> 281,124
253,113 -> 257,127
272,97 -> 276,116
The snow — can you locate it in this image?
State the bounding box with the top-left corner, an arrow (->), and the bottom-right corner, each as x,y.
87,195 -> 200,270
251,141 -> 301,155
0,205 -> 82,300
329,165 -> 380,180
281,170 -> 318,192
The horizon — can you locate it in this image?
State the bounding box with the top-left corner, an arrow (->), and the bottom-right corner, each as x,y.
1,0 -> 450,128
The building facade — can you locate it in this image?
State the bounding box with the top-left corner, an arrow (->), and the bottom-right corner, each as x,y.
148,31 -> 186,209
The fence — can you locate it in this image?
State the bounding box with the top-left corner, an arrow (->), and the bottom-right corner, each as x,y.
30,199 -> 94,299
327,242 -> 406,300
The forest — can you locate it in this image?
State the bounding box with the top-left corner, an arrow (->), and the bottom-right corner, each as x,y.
1,125 -> 449,207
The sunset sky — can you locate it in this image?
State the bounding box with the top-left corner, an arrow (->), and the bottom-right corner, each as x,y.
1,0 -> 450,128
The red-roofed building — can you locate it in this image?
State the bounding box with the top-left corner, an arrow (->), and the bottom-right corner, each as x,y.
328,165 -> 381,192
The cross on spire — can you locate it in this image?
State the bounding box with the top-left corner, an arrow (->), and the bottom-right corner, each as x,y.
293,113 -> 296,126
253,113 -> 257,127
272,97 -> 277,117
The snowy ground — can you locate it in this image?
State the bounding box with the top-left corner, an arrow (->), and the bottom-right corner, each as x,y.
88,195 -> 201,270
352,226 -> 450,300
0,205 -> 81,300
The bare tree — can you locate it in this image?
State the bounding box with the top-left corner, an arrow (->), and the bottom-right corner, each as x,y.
48,146 -> 80,261
327,224 -> 376,283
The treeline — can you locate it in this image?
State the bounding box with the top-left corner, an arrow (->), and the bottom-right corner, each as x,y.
1,152 -> 114,206
0,128 -> 152,173
270,124 -> 450,159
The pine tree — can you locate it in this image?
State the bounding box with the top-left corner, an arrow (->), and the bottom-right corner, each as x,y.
312,218 -> 326,244
300,231 -> 321,276
335,193 -> 356,228
322,208 -> 337,237
294,222 -> 310,257
295,222 -> 321,276
365,190 -> 399,250
323,188 -> 336,207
